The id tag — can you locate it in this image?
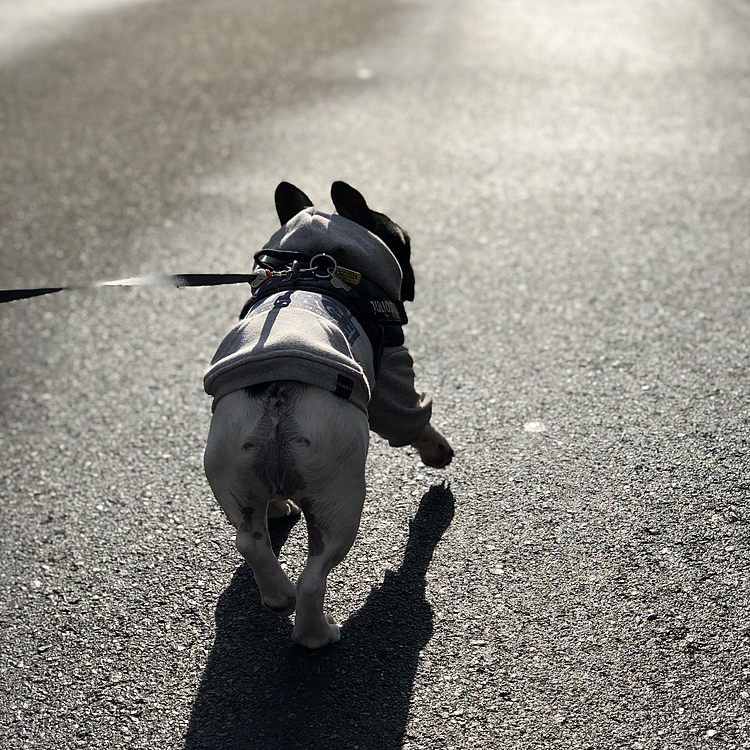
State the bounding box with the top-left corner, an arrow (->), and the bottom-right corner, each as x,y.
335,267 -> 361,285
330,275 -> 351,291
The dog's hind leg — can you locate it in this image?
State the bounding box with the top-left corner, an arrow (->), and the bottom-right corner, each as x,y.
289,388 -> 369,649
235,503 -> 297,616
204,390 -> 297,616
292,481 -> 365,648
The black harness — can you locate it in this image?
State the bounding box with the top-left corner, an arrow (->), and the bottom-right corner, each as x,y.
239,250 -> 407,377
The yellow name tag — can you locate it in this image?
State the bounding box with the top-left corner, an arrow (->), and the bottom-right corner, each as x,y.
335,267 -> 361,285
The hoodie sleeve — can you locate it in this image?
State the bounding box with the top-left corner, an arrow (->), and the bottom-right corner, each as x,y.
367,345 -> 433,447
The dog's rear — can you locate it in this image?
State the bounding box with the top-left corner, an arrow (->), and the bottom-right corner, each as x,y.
204,381 -> 369,648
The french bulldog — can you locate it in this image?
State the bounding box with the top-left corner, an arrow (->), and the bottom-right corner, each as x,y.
203,181 -> 452,648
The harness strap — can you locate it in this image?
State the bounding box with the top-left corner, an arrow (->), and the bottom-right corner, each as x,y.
239,272 -> 407,377
253,248 -> 408,327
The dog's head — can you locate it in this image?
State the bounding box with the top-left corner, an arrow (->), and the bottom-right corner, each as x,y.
273,181 -> 415,302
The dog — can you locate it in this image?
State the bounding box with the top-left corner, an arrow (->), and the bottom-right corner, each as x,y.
203,181 -> 453,648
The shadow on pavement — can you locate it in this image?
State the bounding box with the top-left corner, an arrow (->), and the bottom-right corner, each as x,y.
184,483 -> 455,750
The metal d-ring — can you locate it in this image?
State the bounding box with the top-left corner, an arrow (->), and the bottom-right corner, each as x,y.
309,253 -> 338,279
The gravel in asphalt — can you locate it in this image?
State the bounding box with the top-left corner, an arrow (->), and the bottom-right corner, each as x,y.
1,0 -> 749,748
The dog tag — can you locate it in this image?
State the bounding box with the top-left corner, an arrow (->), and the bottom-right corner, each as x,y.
335,267 -> 361,286
330,275 -> 351,291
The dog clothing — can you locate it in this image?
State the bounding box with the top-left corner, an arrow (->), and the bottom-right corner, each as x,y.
204,209 -> 433,447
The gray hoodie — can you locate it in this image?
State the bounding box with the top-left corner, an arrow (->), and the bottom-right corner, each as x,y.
204,209 -> 432,446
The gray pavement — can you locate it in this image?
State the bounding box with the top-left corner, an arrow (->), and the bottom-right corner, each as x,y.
1,0 -> 749,748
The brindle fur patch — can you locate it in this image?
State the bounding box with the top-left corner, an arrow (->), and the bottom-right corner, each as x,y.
244,382 -> 307,497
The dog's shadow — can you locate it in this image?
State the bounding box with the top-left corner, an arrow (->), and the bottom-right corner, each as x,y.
184,483 -> 455,750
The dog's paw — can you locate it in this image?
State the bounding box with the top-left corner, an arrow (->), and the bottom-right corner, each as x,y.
291,615 -> 341,649
411,424 -> 454,468
262,592 -> 297,618
413,440 -> 454,468
267,499 -> 302,518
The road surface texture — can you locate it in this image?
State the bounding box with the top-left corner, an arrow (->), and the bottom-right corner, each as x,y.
1,0 -> 748,748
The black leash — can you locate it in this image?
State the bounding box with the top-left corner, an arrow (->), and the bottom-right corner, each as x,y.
0,273 -> 258,304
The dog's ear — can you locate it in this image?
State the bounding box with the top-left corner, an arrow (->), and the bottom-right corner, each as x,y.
275,182 -> 313,225
330,181 -> 374,229
331,181 -> 415,302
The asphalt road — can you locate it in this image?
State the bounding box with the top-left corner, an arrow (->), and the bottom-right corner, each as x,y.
1,0 -> 749,748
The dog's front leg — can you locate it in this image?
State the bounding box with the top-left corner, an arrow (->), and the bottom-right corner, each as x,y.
236,503 -> 297,616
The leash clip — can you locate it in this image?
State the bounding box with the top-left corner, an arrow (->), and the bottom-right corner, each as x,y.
250,269 -> 272,293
